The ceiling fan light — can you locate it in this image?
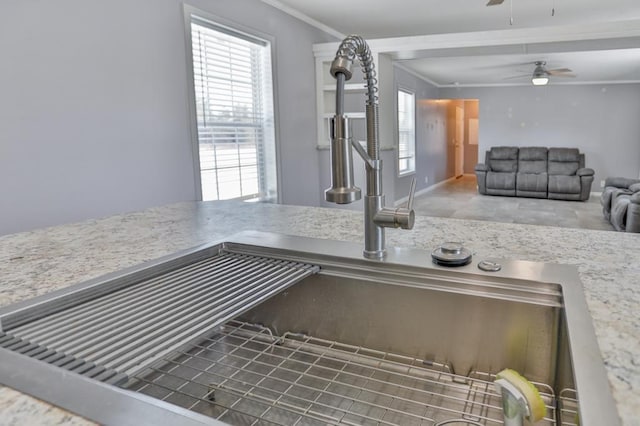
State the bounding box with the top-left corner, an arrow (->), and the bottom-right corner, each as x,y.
532,76 -> 549,86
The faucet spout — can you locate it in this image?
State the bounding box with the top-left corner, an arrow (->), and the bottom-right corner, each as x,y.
324,35 -> 415,259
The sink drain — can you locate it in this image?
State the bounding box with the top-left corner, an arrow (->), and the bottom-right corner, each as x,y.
431,241 -> 472,266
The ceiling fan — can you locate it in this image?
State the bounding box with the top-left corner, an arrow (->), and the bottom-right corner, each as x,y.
504,61 -> 576,85
531,61 -> 575,85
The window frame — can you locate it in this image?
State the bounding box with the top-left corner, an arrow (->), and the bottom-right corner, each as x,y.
397,87 -> 416,177
182,5 -> 281,202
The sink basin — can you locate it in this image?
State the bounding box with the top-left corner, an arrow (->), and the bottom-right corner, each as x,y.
0,231 -> 619,425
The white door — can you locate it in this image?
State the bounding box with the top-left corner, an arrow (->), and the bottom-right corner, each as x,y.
455,106 -> 464,177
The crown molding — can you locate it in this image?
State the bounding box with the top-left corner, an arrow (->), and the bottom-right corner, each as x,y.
438,80 -> 640,88
261,0 -> 345,40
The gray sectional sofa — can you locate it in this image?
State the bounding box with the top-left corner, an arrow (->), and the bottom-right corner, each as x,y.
601,177 -> 640,233
474,147 -> 594,201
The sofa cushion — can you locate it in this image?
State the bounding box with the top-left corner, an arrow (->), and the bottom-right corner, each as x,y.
517,172 -> 547,192
487,171 -> 516,190
548,175 -> 580,194
488,147 -> 519,173
548,161 -> 580,175
519,147 -> 547,161
548,148 -> 580,162
489,146 -> 519,160
519,160 -> 547,174
491,160 -> 518,173
518,147 -> 547,174
548,148 -> 581,176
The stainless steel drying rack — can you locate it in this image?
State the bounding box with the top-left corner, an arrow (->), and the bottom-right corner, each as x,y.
0,251 -> 319,381
124,320 -> 575,426
558,389 -> 580,426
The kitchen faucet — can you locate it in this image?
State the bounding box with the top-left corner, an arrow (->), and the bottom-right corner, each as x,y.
325,35 -> 416,259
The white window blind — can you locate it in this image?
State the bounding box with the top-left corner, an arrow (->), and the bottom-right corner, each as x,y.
398,89 -> 416,176
190,17 -> 277,202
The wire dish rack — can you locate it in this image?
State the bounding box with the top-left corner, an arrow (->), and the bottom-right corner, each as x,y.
558,389 -> 580,426
124,321 -> 576,426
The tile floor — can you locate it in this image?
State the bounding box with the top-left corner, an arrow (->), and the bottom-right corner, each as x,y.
411,175 -> 613,231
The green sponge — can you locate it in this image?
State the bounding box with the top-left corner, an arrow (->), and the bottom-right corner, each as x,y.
496,368 -> 547,422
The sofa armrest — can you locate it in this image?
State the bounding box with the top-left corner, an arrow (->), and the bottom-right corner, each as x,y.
578,171 -> 595,201
627,192 -> 640,233
474,163 -> 488,195
604,176 -> 640,189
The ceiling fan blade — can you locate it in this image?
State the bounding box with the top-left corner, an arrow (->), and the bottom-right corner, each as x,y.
502,74 -> 530,80
486,0 -> 504,5
551,73 -> 577,78
547,68 -> 573,75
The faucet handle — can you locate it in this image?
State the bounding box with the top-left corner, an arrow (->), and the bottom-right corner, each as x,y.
399,177 -> 417,230
374,179 -> 417,230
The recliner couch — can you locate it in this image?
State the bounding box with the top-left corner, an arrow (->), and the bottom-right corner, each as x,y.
601,177 -> 640,233
516,147 -> 548,198
475,147 -> 594,201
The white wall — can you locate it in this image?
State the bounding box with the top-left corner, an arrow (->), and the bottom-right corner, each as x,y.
439,84 -> 640,190
0,0 -> 335,235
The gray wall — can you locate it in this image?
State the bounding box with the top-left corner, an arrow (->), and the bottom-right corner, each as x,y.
0,0 -> 335,235
439,84 -> 640,190
393,67 -> 448,201
6,0 -> 638,236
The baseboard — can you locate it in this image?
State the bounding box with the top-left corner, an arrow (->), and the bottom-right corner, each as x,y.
394,176 -> 457,206
394,187 -> 432,207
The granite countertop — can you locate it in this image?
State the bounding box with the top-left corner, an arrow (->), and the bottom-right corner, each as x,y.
0,201 -> 638,425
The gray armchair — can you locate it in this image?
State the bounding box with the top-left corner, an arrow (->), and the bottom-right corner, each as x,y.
475,147 -> 519,196
547,148 -> 594,201
631,193 -> 640,233
601,177 -> 640,232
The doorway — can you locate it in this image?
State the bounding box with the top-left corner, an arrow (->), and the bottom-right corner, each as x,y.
455,106 -> 464,177
446,99 -> 479,179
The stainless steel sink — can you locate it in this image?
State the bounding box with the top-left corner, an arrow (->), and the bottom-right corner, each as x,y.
0,231 -> 619,425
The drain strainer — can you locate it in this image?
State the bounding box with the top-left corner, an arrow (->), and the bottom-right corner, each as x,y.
431,242 -> 472,267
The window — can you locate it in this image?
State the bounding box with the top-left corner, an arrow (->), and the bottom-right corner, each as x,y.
190,17 -> 277,202
397,89 -> 416,176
